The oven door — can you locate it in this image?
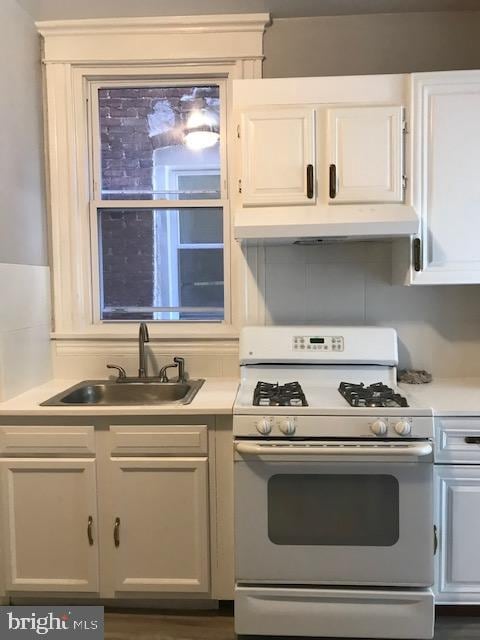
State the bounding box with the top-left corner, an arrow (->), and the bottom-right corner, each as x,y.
235,440 -> 434,587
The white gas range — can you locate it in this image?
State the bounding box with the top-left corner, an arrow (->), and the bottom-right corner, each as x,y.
233,326 -> 435,640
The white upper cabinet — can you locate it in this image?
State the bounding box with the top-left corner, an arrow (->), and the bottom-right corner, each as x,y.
233,75 -> 418,241
408,70 -> 480,284
327,106 -> 404,203
241,107 -> 316,206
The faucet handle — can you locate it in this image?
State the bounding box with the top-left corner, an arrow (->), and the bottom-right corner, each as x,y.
158,363 -> 178,383
107,364 -> 127,381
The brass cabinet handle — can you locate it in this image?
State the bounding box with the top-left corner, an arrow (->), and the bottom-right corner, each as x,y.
87,515 -> 94,546
114,517 -> 120,547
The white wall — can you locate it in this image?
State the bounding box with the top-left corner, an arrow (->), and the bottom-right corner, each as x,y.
0,0 -> 51,400
260,241 -> 480,377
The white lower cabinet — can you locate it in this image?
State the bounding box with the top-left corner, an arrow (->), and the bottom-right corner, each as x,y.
0,422 -> 216,599
111,457 -> 209,593
1,458 -> 99,592
435,465 -> 480,603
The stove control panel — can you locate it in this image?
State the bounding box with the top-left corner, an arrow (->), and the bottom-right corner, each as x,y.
235,415 -> 433,440
293,335 -> 344,352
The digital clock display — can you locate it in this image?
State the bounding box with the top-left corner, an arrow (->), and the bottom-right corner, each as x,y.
309,338 -> 325,344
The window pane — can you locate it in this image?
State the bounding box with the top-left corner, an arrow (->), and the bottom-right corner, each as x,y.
98,208 -> 224,321
179,209 -> 223,244
99,86 -> 220,200
268,474 -> 399,546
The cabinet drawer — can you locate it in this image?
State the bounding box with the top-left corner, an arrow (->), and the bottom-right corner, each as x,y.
0,426 -> 95,456
110,425 -> 208,456
435,418 -> 480,463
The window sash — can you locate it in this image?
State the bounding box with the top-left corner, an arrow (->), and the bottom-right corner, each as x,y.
88,77 -> 229,325
91,202 -> 228,324
89,79 -> 228,203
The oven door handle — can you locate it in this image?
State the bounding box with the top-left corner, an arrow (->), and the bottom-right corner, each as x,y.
235,441 -> 432,457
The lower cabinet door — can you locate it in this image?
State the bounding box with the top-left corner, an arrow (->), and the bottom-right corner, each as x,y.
1,458 -> 99,592
435,465 -> 480,603
111,457 -> 210,593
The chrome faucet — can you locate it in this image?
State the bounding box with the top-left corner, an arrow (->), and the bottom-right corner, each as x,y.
138,322 -> 150,378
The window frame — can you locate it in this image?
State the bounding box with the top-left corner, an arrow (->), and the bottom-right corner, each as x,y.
38,14 -> 268,341
88,77 -> 229,326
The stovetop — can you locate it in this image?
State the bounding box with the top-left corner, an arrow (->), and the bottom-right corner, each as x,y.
338,381 -> 409,408
253,381 -> 308,407
234,366 -> 432,417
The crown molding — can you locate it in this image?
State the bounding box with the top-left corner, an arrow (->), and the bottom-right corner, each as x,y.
36,13 -> 271,36
37,13 -> 270,64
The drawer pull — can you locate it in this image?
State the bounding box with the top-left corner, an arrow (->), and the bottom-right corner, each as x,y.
433,525 -> 438,556
465,437 -> 480,444
87,515 -> 94,546
114,517 -> 120,547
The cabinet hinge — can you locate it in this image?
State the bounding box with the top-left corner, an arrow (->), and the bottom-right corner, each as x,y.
413,237 -> 422,272
237,124 -> 241,139
402,121 -> 408,134
402,175 -> 408,190
238,179 -> 242,194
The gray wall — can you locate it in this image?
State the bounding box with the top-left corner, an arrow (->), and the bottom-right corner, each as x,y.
0,0 -> 47,266
264,11 -> 480,77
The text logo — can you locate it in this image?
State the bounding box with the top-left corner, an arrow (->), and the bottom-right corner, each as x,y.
0,607 -> 104,639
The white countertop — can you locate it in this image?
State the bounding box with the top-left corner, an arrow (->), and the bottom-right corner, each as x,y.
399,377 -> 480,417
0,378 -> 239,417
2,376 -> 480,418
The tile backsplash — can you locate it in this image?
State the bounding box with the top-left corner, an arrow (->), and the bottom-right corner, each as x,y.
262,241 -> 480,377
0,263 -> 52,400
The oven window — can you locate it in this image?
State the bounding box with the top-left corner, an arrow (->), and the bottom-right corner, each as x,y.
268,474 -> 399,546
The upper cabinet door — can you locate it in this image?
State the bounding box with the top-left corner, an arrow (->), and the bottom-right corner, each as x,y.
410,71 -> 480,284
241,107 -> 316,207
327,106 -> 404,203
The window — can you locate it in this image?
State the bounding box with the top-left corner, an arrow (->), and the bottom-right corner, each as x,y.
39,14 -> 267,338
91,83 -> 226,322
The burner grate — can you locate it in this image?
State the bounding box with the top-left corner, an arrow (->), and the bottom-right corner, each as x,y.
339,381 -> 408,408
253,381 -> 308,407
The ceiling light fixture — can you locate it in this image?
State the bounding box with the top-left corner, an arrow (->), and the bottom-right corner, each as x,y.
184,109 -> 219,151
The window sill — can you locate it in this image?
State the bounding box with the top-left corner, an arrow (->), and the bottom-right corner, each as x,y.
50,323 -> 240,342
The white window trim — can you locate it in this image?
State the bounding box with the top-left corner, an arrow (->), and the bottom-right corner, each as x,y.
38,14 -> 269,342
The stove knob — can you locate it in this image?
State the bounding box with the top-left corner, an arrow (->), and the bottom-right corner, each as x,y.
279,418 -> 296,435
256,418 -> 272,435
394,420 -> 411,436
371,420 -> 387,436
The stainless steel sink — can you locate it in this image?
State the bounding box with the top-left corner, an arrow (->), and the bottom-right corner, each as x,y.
41,379 -> 205,406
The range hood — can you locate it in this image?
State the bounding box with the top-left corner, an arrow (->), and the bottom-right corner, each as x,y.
234,203 -> 419,243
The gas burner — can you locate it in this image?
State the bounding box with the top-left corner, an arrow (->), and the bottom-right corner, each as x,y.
253,381 -> 308,407
339,381 -> 409,408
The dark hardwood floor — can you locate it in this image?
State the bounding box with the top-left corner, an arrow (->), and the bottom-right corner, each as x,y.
104,604 -> 480,640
